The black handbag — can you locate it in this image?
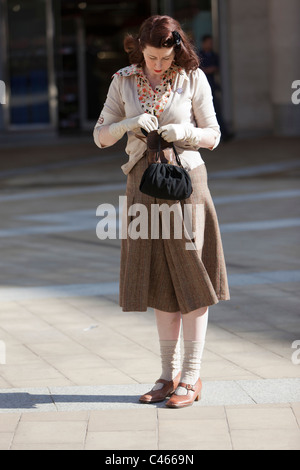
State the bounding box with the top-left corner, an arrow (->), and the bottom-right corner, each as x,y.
138,129 -> 193,201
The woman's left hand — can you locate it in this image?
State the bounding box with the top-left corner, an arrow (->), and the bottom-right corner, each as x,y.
158,123 -> 205,147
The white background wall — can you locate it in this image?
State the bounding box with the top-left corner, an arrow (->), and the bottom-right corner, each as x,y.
227,0 -> 273,136
226,0 -> 300,136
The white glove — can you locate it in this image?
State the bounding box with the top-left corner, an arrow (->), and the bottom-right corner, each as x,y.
109,113 -> 158,140
158,123 -> 204,146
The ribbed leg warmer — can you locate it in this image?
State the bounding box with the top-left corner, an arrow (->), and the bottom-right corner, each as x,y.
152,339 -> 181,391
175,340 -> 206,395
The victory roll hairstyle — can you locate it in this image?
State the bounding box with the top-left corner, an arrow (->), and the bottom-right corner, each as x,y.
124,15 -> 200,73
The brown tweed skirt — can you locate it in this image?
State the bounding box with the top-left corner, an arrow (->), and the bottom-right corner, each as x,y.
119,156 -> 230,314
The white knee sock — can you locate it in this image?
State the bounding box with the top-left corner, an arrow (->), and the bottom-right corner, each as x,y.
175,340 -> 205,395
152,339 -> 181,391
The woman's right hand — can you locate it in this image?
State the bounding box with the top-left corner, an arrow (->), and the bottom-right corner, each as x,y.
109,113 -> 158,140
132,113 -> 159,133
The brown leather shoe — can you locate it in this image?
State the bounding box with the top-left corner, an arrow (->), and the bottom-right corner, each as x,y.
139,372 -> 181,404
165,378 -> 202,408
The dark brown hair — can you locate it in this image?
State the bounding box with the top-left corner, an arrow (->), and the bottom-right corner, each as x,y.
124,15 -> 200,73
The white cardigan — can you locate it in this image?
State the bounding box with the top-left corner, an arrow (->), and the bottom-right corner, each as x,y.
93,66 -> 221,175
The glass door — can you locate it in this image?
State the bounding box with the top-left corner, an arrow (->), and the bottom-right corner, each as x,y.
73,0 -> 154,130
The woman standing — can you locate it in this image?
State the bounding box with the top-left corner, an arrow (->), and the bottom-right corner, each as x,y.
93,15 -> 230,408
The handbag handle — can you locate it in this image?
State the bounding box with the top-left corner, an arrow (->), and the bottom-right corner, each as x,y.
171,142 -> 183,168
140,128 -> 184,168
156,130 -> 161,163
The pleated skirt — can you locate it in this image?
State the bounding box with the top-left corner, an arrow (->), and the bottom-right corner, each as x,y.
119,155 -> 230,314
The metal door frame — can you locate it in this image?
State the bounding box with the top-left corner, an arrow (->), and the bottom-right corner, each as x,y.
77,16 -> 89,130
0,0 -> 10,130
0,0 -> 57,131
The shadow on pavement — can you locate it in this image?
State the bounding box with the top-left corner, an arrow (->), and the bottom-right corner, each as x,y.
0,392 -> 157,410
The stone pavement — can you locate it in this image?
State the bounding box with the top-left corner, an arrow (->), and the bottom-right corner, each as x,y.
0,132 -> 299,450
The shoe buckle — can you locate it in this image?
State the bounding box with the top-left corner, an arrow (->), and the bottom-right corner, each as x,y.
179,382 -> 195,392
186,384 -> 195,391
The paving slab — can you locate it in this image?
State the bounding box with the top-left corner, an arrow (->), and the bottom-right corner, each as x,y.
237,378 -> 300,404
0,378 -> 299,414
1,403 -> 298,451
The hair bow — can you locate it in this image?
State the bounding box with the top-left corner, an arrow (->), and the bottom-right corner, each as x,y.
172,31 -> 182,47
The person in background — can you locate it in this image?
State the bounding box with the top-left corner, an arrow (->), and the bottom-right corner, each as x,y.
199,34 -> 233,141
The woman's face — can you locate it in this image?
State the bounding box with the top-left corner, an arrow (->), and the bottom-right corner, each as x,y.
142,45 -> 175,76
